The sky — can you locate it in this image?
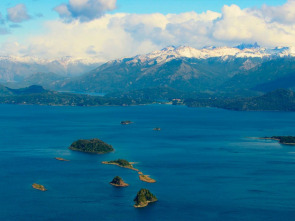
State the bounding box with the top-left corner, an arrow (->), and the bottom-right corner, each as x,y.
0,0 -> 293,61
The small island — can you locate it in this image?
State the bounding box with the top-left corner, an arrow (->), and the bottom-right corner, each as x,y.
102,159 -> 139,171
262,136 -> 295,145
110,176 -> 129,187
153,128 -> 161,131
69,138 -> 114,154
55,157 -> 69,161
121,121 -> 133,125
138,172 -> 156,183
32,183 -> 47,191
134,189 -> 157,208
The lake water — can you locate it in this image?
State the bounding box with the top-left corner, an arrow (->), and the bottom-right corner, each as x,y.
1,104 -> 295,221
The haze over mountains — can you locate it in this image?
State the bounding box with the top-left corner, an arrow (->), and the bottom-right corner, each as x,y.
2,43 -> 295,97
0,56 -> 102,82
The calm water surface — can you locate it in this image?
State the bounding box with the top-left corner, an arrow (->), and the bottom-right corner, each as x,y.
1,104 -> 295,221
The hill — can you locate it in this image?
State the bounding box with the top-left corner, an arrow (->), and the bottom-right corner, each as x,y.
0,85 -> 151,106
220,58 -> 295,93
4,72 -> 67,90
185,89 -> 295,111
0,85 -> 14,96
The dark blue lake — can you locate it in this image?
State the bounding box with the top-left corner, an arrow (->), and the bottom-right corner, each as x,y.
1,104 -> 295,221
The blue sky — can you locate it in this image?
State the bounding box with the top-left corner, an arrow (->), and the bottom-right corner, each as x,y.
0,0 -> 293,60
115,0 -> 284,14
0,0 -> 286,19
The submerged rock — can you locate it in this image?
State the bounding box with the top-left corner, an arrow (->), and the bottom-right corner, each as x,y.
55,157 -> 69,161
121,121 -> 133,125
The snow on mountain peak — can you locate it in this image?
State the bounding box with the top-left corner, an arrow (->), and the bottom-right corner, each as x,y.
122,45 -> 295,65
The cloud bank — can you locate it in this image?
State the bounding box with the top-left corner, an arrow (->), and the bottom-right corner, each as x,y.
2,1 -> 295,61
54,0 -> 117,22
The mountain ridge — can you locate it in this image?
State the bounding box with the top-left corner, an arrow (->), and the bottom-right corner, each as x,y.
107,45 -> 295,67
4,44 -> 295,95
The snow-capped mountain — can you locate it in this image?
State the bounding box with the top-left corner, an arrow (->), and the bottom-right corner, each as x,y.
3,44 -> 295,94
55,44 -> 295,94
111,45 -> 295,66
2,44 -> 295,82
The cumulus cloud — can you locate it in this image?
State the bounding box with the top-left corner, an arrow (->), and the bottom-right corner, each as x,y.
54,0 -> 117,22
7,4 -> 31,23
2,1 -> 295,60
261,0 -> 295,24
211,4 -> 295,46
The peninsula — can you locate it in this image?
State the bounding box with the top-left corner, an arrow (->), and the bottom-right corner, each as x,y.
32,183 -> 47,191
134,189 -> 157,208
102,159 -> 139,171
262,136 -> 295,145
69,138 -> 114,154
138,172 -> 156,183
110,176 -> 129,187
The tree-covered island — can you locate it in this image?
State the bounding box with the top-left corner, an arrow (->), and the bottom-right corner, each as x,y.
110,176 -> 129,187
263,136 -> 295,145
69,138 -> 114,154
134,189 -> 158,208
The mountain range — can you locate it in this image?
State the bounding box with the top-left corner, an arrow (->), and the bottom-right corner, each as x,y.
3,44 -> 295,97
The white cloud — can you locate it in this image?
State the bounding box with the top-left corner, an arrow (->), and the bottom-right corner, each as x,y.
2,1 -> 295,61
54,0 -> 117,22
211,4 -> 295,46
7,4 -> 31,23
261,0 -> 295,24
